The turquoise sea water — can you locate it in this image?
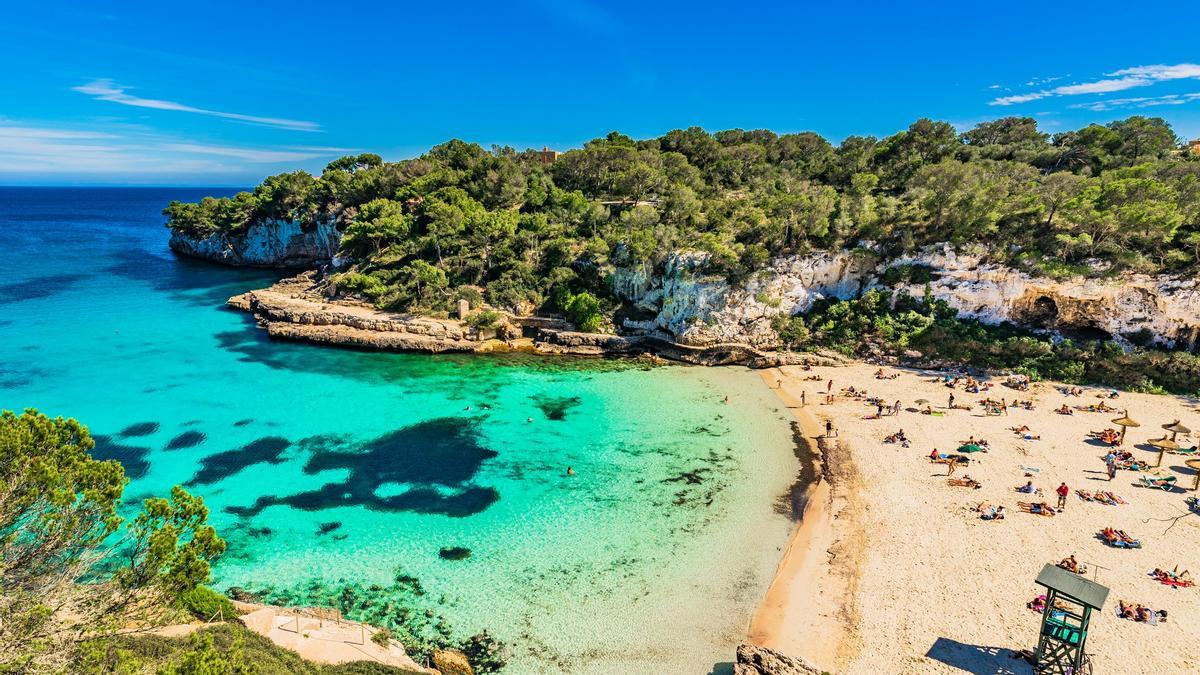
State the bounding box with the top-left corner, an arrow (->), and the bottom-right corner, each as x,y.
0,188 -> 799,673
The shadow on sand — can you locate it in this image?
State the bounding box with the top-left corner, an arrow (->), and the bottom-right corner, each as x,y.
925,637 -> 1032,675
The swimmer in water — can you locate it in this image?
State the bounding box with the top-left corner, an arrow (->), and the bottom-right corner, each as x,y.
566,467 -> 576,476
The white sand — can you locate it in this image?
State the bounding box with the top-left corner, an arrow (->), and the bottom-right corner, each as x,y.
756,362 -> 1200,674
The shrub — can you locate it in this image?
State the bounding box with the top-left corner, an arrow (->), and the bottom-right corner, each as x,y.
370,627 -> 393,648
178,586 -> 238,622
564,292 -> 604,332
466,310 -> 500,329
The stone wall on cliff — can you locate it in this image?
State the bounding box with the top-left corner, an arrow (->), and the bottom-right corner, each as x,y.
168,219 -> 340,267
614,246 -> 1200,351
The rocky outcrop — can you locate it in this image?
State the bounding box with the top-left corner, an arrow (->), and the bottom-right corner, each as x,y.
169,219 -> 340,267
734,643 -> 823,675
889,247 -> 1200,349
615,246 -> 1200,351
227,274 -> 845,367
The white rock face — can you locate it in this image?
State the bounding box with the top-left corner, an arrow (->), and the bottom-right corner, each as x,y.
615,246 -> 1200,350
891,247 -> 1200,349
615,250 -> 873,347
169,219 -> 340,267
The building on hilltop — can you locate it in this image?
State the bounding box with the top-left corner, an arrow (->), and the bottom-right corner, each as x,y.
537,146 -> 559,164
1189,139 -> 1200,156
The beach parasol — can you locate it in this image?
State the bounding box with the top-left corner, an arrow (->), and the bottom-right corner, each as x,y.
1147,437 -> 1180,468
1186,458 -> 1200,492
1111,411 -> 1140,444
1162,420 -> 1191,441
957,443 -> 984,453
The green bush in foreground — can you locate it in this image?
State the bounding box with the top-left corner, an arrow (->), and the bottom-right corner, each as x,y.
178,585 -> 238,622
74,623 -> 420,675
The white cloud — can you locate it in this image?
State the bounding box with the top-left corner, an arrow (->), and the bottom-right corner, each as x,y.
72,79 -> 321,132
0,122 -> 341,176
989,63 -> 1200,106
991,92 -> 1051,105
163,143 -> 328,163
1068,92 -> 1200,112
1109,64 -> 1200,80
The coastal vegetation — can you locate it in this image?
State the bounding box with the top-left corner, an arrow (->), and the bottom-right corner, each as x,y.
0,408 -> 225,672
164,116 -> 1200,392
165,116 -> 1200,314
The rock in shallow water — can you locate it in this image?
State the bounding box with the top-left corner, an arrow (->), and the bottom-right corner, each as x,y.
439,546 -> 471,560
431,648 -> 474,675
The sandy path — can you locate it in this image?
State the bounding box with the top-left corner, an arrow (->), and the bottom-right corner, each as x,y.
753,362 -> 1200,674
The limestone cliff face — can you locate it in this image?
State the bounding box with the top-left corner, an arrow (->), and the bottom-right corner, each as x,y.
891,247 -> 1200,349
614,250 -> 873,348
168,219 -> 340,268
614,246 -> 1200,351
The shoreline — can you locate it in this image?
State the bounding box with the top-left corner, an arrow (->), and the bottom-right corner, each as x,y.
745,368 -> 862,672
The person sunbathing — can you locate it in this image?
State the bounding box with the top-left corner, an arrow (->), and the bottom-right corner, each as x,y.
980,504 -> 1005,520
1056,404 -> 1073,415
1027,594 -> 1047,612
1029,502 -> 1056,515
1012,425 -> 1030,434
1017,481 -> 1036,493
1058,555 -> 1079,573
1118,600 -> 1136,619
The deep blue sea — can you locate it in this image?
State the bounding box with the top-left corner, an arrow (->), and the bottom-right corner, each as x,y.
0,187 -> 797,672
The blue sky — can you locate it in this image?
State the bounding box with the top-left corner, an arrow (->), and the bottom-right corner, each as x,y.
4,0 -> 1200,185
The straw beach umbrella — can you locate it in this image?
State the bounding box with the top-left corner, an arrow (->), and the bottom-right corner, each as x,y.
1186,458 -> 1200,492
1111,411 -> 1140,444
1148,437 -> 1180,468
1162,420 -> 1191,442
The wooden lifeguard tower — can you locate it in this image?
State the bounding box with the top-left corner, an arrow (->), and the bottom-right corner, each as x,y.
1033,563 -> 1109,674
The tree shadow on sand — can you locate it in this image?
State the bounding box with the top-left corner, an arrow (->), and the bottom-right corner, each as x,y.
925,637 -> 1032,675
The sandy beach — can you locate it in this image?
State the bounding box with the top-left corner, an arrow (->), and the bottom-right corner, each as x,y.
751,362 -> 1200,674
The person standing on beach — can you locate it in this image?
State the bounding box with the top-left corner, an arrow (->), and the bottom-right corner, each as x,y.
949,392 -> 955,408
825,420 -> 835,437
827,379 -> 833,393
947,456 -> 958,475
801,391 -> 806,406
1105,453 -> 1118,481
1056,482 -> 1069,509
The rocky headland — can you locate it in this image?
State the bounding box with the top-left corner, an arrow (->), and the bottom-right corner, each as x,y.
174,223 -> 1200,367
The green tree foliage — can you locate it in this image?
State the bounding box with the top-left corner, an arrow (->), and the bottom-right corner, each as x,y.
164,116 -> 1200,326
0,410 -> 225,672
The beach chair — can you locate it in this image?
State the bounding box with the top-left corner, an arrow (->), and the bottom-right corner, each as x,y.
1140,475 -> 1176,491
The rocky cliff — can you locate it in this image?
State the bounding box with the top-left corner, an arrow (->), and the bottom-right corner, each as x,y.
169,219 -> 340,267
614,246 -> 1200,352
180,218 -> 1199,354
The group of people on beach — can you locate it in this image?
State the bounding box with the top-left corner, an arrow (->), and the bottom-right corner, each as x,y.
817,365 -> 1193,640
